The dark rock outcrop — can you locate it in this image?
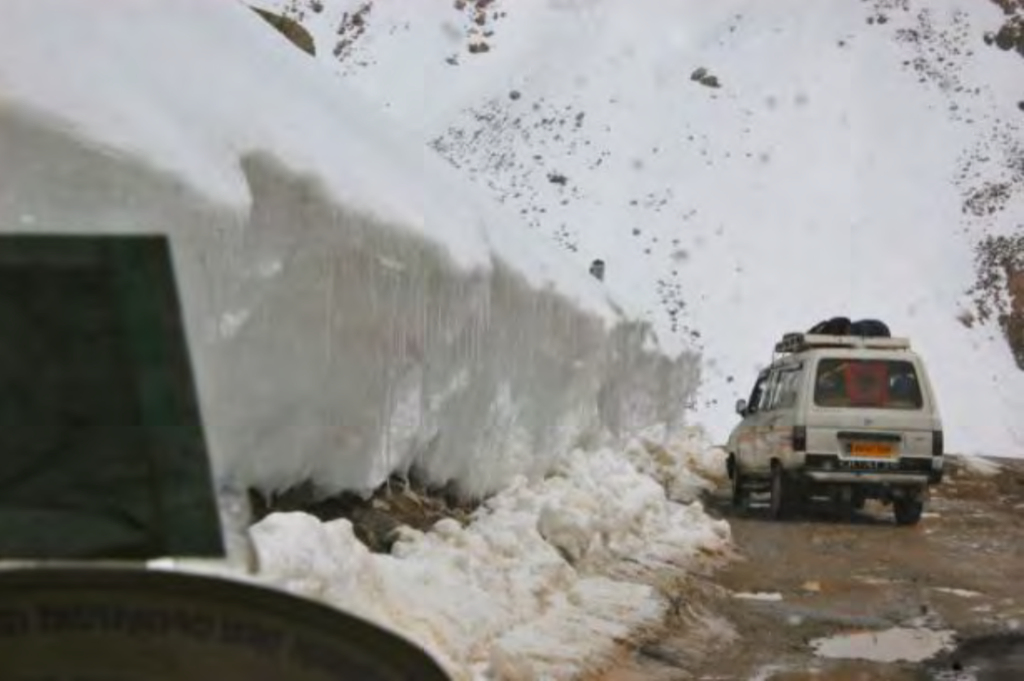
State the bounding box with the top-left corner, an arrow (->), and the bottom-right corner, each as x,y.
251,7 -> 316,57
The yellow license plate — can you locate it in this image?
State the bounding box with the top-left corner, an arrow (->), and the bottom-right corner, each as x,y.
850,442 -> 895,458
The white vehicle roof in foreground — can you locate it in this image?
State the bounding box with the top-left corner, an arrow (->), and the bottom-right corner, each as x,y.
774,332 -> 911,355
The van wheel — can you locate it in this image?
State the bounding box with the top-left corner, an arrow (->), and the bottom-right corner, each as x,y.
893,497 -> 923,526
731,464 -> 748,509
770,465 -> 792,520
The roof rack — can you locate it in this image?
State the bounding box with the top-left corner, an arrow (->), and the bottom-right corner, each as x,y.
774,332 -> 911,354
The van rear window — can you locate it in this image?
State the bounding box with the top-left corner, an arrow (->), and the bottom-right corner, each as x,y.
814,359 -> 923,409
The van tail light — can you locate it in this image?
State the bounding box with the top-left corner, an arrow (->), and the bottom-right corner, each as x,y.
932,430 -> 944,457
792,426 -> 807,452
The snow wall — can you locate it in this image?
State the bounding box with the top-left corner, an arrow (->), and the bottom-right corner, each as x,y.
0,3 -> 699,498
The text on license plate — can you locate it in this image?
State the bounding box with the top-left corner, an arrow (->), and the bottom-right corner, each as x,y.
849,442 -> 895,457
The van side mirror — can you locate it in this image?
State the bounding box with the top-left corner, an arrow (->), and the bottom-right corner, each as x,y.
735,399 -> 748,416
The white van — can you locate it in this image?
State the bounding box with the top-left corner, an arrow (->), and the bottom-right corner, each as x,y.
726,332 -> 944,525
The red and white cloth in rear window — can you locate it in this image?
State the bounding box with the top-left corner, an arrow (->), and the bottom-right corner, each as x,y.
814,359 -> 923,409
844,361 -> 889,406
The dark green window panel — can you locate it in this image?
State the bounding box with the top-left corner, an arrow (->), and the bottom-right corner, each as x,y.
0,235 -> 223,559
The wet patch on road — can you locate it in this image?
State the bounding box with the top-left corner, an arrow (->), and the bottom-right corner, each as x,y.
810,626 -> 955,663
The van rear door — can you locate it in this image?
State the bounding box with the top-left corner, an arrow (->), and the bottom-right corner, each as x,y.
805,356 -> 938,461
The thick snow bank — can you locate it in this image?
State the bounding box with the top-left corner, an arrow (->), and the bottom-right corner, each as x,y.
250,435 -> 731,679
0,0 -> 699,496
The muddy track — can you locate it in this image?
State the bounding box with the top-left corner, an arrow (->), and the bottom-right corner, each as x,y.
598,456 -> 1024,681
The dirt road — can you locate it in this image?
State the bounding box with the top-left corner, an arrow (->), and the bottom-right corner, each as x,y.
600,455 -> 1024,680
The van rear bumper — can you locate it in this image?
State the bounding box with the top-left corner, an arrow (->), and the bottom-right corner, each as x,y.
797,452 -> 943,485
804,471 -> 929,486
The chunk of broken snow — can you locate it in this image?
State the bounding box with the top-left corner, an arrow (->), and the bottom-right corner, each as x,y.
732,591 -> 783,601
958,455 -> 1003,477
934,587 -> 982,598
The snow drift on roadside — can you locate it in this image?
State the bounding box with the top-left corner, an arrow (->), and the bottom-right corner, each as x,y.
0,0 -> 699,497
250,434 -> 731,679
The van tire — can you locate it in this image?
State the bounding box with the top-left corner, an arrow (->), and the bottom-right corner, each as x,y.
770,465 -> 792,520
893,497 -> 924,526
731,462 -> 748,509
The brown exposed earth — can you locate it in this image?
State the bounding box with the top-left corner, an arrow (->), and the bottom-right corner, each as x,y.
597,455 -> 1024,680
248,473 -> 479,553
985,0 -> 1024,57
250,7 -> 317,57
969,235 -> 1024,370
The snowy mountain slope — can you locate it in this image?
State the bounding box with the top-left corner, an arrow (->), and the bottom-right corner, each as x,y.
0,0 -> 698,499
261,0 -> 1024,456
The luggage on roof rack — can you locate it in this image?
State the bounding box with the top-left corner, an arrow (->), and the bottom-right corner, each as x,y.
808,317 -> 852,336
807,317 -> 891,338
775,332 -> 910,354
849,319 -> 891,338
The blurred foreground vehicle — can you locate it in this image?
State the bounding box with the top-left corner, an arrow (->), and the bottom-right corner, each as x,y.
0,235 -> 449,680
